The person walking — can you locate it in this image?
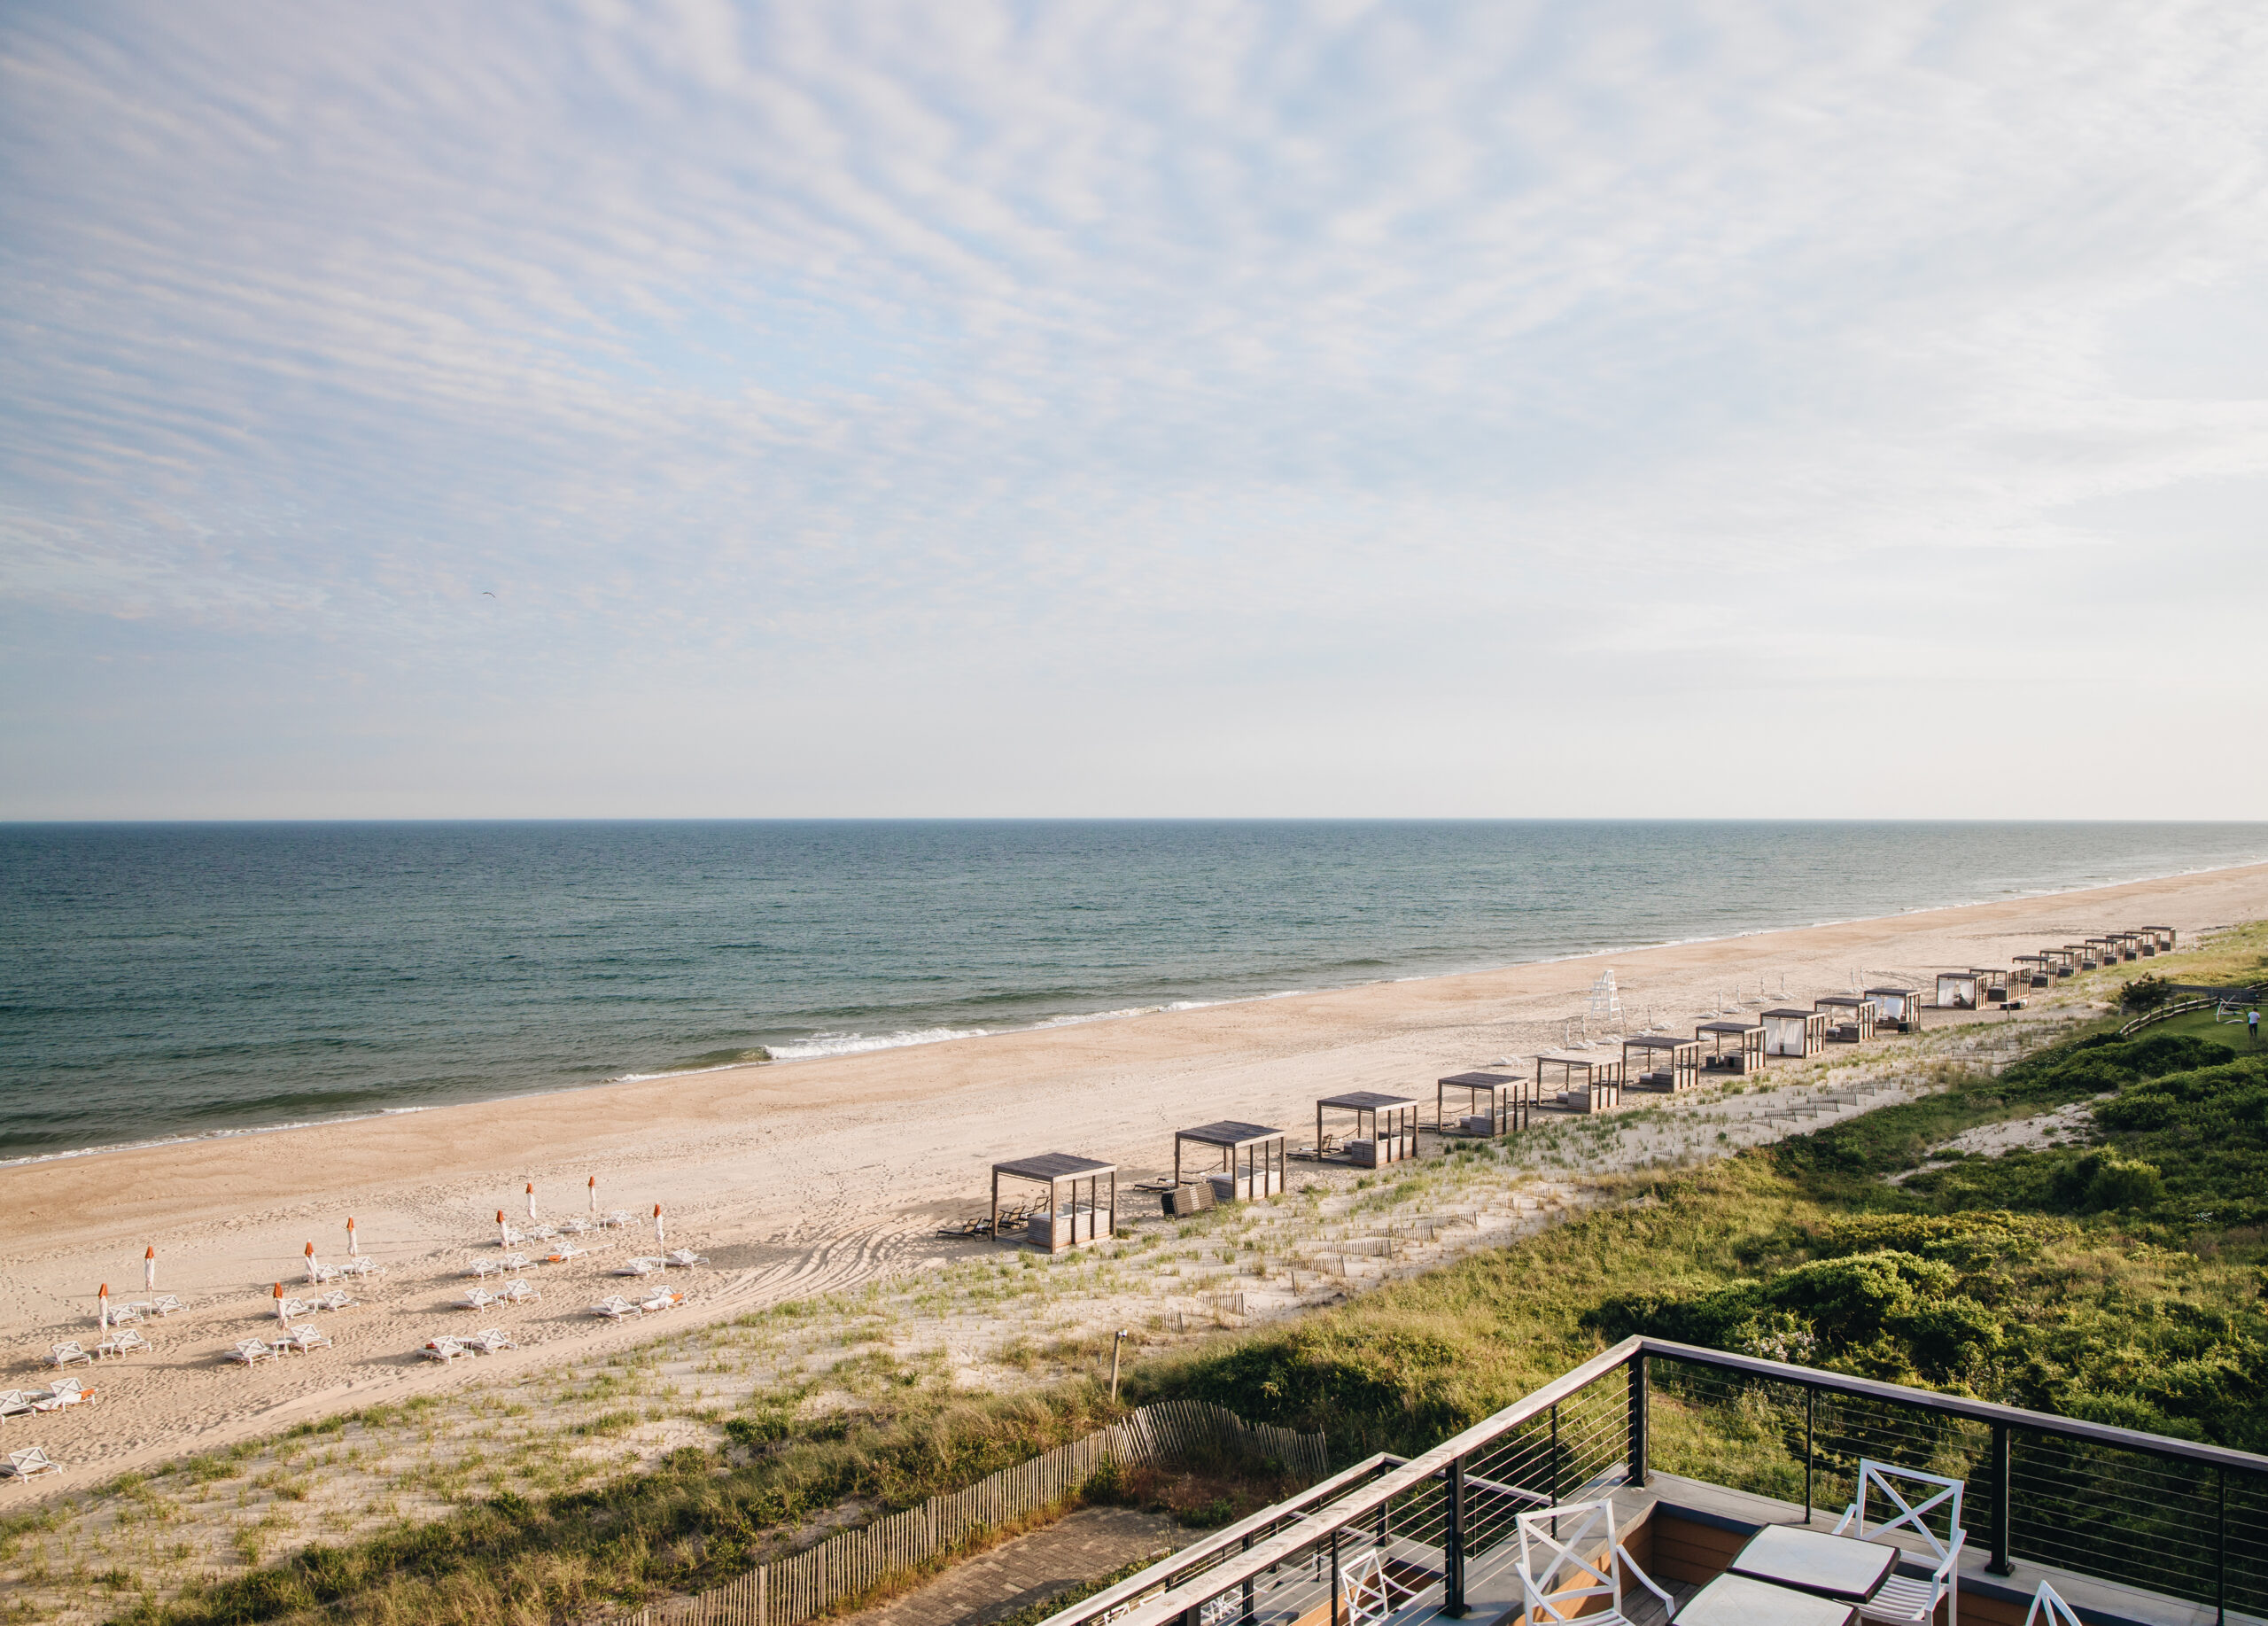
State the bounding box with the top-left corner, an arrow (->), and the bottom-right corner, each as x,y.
2249,1006 -> 2259,1044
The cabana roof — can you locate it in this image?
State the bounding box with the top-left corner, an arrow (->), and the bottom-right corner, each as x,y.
1621,1033 -> 1698,1052
1863,985 -> 1916,997
1695,1018 -> 1764,1035
1814,993 -> 1871,1008
992,1152 -> 1116,1182
1760,1007 -> 1820,1019
1175,1121 -> 1284,1149
1317,1090 -> 1415,1110
1436,1070 -> 1519,1088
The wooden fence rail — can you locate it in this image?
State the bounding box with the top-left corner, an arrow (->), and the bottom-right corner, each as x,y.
606,1401 -> 1326,1626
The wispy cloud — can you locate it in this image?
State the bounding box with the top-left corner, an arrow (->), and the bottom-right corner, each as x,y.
3,0 -> 2265,815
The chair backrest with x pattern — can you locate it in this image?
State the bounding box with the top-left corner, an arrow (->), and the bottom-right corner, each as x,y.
1852,1460 -> 1964,1561
1341,1548 -> 1395,1626
1517,1501 -> 1625,1626
2024,1580 -> 2082,1626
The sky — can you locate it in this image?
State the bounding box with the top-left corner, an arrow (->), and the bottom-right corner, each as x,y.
3,1 -> 2265,820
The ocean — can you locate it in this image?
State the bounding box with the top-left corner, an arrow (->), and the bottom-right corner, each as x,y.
3,821 -> 2263,1162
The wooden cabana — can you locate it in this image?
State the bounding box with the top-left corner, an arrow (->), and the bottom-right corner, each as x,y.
1696,1019 -> 1765,1076
1314,1092 -> 1418,1168
1934,971 -> 1979,1010
2080,939 -> 2115,970
1436,1071 -> 1526,1137
2042,948 -> 2076,979
2140,926 -> 2177,953
1762,1007 -> 1828,1058
991,1154 -> 1115,1253
2124,928 -> 2160,958
1973,967 -> 2009,1004
2013,953 -> 2054,989
2107,931 -> 2141,962
1814,993 -> 1877,1044
1864,987 -> 1920,1033
1172,1122 -> 1285,1202
1534,1054 -> 1623,1114
1622,1034 -> 1700,1093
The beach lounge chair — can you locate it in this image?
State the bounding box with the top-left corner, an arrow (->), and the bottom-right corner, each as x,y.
276,1296 -> 314,1319
31,1379 -> 89,1412
284,1325 -> 332,1352
616,1256 -> 664,1277
559,1216 -> 593,1234
494,1279 -> 540,1304
460,1287 -> 498,1311
542,1242 -> 589,1263
94,1329 -> 151,1359
313,1288 -> 361,1312
600,1210 -> 634,1228
108,1302 -> 147,1325
0,1391 -> 32,1423
1,1447 -> 60,1483
339,1256 -> 381,1277
587,1295 -> 641,1319
46,1343 -> 91,1369
309,1262 -> 344,1284
526,1224 -> 557,1241
224,1339 -> 278,1366
467,1256 -> 503,1279
637,1288 -> 683,1313
499,1252 -> 531,1273
662,1248 -> 707,1268
497,1224 -> 525,1247
420,1336 -> 469,1362
464,1327 -> 517,1354
148,1295 -> 183,1317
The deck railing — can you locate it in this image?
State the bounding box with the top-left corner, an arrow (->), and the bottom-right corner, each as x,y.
1040,1338 -> 2268,1626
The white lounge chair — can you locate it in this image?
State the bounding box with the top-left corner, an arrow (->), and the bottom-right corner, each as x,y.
467,1256 -> 503,1279
600,1210 -> 634,1228
636,1288 -> 683,1313
542,1242 -> 589,1263
0,1391 -> 33,1422
284,1325 -> 332,1352
224,1339 -> 278,1366
96,1329 -> 151,1358
46,1343 -> 91,1369
617,1256 -> 664,1277
147,1295 -> 183,1316
497,1225 -> 525,1247
464,1327 -> 517,1353
32,1379 -> 89,1412
499,1252 -> 531,1273
1513,1500 -> 1674,1626
526,1225 -> 557,1241
460,1287 -> 498,1311
1834,1460 -> 1967,1626
662,1249 -> 707,1268
313,1288 -> 361,1311
587,1295 -> 641,1319
1,1447 -> 60,1482
558,1217 -> 593,1234
420,1336 -> 469,1362
339,1256 -> 381,1277
494,1279 -> 540,1304
108,1303 -> 148,1325
309,1263 -> 344,1284
276,1297 -> 313,1320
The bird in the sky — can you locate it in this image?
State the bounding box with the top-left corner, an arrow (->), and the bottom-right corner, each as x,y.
481,591 -> 496,597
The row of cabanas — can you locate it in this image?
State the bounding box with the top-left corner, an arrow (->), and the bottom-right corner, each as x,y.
1931,926 -> 2175,1008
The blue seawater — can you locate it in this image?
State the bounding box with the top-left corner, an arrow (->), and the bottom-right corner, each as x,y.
2,821 -> 2263,1160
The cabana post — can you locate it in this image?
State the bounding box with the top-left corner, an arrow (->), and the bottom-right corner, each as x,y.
1761,1007 -> 1829,1058
1863,986 -> 1920,1033
1814,992 -> 1877,1044
1620,1034 -> 1700,1093
1313,1092 -> 1418,1167
1171,1122 -> 1285,1202
1695,1019 -> 1765,1075
990,1154 -> 1115,1254
1435,1071 -> 1526,1136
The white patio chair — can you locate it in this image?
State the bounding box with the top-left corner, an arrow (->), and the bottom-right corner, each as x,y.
0,1390 -> 32,1422
663,1248 -> 707,1267
617,1256 -> 664,1277
32,1379 -> 89,1412
1340,1548 -> 1413,1625
46,1343 -> 90,1369
2025,1582 -> 2081,1626
2,1447 -> 60,1482
224,1339 -> 278,1366
1833,1460 -> 1966,1626
495,1279 -> 540,1304
420,1336 -> 469,1362
1514,1500 -> 1676,1626
587,1295 -> 641,1319
286,1325 -> 332,1351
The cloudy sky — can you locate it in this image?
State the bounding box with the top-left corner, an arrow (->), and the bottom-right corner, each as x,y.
4,1 -> 2264,819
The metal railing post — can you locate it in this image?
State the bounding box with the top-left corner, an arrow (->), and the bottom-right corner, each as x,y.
1804,1387 -> 1815,1523
2216,1467 -> 2226,1626
1330,1526 -> 1343,1626
1989,1424 -> 2013,1575
1628,1353 -> 1649,1489
1550,1403 -> 1561,1508
1241,1531 -> 1256,1625
1445,1453 -> 1468,1617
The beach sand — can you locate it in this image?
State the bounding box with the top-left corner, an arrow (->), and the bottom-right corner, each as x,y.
4,860 -> 2264,1490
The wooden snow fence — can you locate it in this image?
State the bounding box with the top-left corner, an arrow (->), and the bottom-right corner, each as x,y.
607,1401 -> 1324,1626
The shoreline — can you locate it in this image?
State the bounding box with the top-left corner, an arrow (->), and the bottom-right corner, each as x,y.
9,851 -> 2263,1175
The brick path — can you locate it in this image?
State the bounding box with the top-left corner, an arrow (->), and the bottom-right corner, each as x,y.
839,1505 -> 1192,1626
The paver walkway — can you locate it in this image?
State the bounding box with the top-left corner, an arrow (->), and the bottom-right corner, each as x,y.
839,1505 -> 1191,1626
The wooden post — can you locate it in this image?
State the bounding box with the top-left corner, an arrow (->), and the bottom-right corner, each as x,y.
990,1169 -> 999,1241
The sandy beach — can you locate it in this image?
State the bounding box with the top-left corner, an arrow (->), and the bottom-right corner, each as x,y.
4,860 -> 2264,1495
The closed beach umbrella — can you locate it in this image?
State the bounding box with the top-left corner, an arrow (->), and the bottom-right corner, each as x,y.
653,1202 -> 664,1246
346,1217 -> 358,1256
587,1174 -> 597,1216
98,1283 -> 110,1331
304,1241 -> 318,1283
526,1181 -> 537,1220
496,1208 -> 508,1247
274,1282 -> 287,1322
144,1247 -> 156,1292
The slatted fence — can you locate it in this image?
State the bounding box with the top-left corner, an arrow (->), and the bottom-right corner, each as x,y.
608,1401 -> 1326,1626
